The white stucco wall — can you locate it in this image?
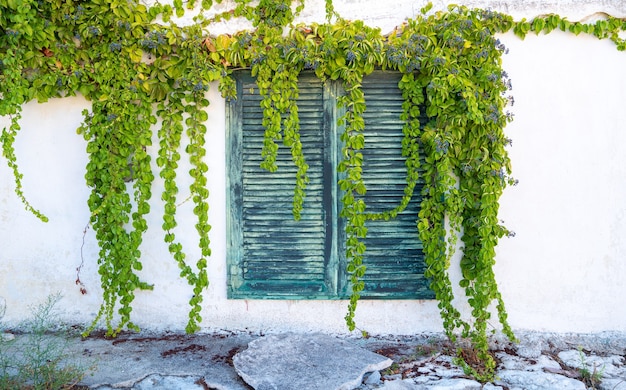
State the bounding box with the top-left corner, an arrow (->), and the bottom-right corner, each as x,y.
1,0 -> 626,335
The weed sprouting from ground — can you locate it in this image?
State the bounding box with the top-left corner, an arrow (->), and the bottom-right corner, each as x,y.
0,294 -> 93,389
577,346 -> 604,389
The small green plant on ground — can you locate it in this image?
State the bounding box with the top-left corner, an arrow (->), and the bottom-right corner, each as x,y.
381,362 -> 401,376
0,294 -> 93,390
577,346 -> 604,389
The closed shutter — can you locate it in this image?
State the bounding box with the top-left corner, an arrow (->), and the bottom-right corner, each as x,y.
227,70 -> 433,300
354,72 -> 434,299
227,72 -> 336,298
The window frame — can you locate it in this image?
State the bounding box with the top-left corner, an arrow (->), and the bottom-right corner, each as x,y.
226,70 -> 434,300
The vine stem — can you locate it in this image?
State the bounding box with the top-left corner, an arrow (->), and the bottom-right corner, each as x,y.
75,222 -> 90,295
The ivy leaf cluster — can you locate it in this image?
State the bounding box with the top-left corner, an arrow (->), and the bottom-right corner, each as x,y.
0,0 -> 217,337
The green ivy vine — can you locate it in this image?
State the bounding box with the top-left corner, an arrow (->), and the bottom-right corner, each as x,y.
2,0 -> 626,381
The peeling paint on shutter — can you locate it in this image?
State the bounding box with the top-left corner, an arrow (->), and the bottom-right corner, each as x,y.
355,72 -> 434,299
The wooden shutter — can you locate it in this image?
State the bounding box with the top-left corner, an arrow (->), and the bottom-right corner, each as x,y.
227,71 -> 433,300
227,72 -> 337,298
353,72 -> 434,299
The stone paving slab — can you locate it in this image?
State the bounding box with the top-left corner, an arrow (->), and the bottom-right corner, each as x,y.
32,330 -> 256,390
233,333 -> 393,390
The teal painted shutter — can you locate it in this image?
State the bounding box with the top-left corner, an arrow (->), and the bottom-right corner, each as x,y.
227,70 -> 433,300
227,72 -> 336,298
353,72 -> 434,299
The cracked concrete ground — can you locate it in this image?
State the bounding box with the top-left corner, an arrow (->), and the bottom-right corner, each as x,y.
1,330 -> 625,389
65,330 -> 257,389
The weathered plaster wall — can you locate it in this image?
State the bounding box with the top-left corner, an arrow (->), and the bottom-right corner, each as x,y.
497,29 -> 626,332
1,0 -> 626,335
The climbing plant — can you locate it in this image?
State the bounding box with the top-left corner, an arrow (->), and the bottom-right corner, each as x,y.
2,0 -> 626,381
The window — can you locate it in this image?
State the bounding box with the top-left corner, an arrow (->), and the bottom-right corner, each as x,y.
226,71 -> 434,300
